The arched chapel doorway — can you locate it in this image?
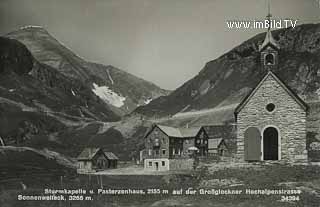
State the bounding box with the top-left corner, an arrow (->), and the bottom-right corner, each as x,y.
263,127 -> 279,160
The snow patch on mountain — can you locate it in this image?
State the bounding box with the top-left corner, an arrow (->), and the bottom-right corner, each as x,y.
107,69 -> 114,85
144,98 -> 153,105
71,89 -> 76,96
92,83 -> 125,108
173,103 -> 238,118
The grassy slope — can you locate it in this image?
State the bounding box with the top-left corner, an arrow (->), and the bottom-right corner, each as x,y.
0,163 -> 320,207
0,146 -> 75,183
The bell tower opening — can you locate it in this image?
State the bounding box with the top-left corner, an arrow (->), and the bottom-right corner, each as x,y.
259,0 -> 280,71
265,53 -> 274,65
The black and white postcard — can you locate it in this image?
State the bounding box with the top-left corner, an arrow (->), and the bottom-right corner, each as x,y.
0,0 -> 320,206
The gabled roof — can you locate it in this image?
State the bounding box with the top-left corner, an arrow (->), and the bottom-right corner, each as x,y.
259,30 -> 280,51
179,127 -> 202,137
234,71 -> 308,115
208,138 -> 225,149
202,125 -> 236,139
157,125 -> 182,137
77,148 -> 101,161
145,124 -> 202,138
104,151 -> 119,160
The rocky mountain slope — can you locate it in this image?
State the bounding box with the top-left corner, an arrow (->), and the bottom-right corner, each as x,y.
0,26 -> 169,159
6,26 -> 170,116
0,36 -> 124,151
134,23 -> 320,122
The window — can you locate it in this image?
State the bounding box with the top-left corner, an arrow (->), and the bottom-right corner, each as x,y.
173,148 -> 181,155
154,138 -> 160,146
266,103 -> 275,112
204,140 -> 208,144
155,150 -> 159,155
149,162 -> 152,166
162,161 -> 165,166
148,149 -> 152,156
196,139 -> 201,144
162,149 -> 166,155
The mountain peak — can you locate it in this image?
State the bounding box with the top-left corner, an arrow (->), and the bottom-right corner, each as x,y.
7,25 -> 50,38
5,26 -> 170,116
19,25 -> 44,30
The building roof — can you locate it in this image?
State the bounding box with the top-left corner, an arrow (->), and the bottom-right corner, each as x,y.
234,71 -> 308,115
77,148 -> 101,161
104,151 -> 119,160
146,124 -> 202,138
157,125 -> 182,137
208,138 -> 224,149
202,125 -> 236,139
259,29 -> 280,51
179,127 -> 202,137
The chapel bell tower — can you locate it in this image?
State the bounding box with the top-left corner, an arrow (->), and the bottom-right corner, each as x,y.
259,2 -> 280,71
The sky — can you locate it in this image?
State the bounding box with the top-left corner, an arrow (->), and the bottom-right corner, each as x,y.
0,0 -> 319,90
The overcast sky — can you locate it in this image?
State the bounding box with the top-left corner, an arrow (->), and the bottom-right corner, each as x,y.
0,0 -> 319,90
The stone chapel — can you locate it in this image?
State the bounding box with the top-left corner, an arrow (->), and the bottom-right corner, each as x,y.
234,14 -> 308,163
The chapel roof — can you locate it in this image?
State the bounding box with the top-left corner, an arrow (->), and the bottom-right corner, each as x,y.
234,71 -> 308,115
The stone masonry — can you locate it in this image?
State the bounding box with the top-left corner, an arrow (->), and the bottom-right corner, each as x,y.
236,73 -> 308,163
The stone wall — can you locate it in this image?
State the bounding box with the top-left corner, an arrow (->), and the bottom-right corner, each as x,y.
236,74 -> 308,162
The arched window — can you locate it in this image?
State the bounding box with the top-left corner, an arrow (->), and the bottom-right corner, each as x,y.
265,53 -> 274,65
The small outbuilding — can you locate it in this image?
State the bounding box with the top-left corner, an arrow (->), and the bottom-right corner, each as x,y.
208,138 -> 228,156
103,151 -> 119,168
77,148 -> 118,173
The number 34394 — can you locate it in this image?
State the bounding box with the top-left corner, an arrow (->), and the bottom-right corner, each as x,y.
280,196 -> 300,202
